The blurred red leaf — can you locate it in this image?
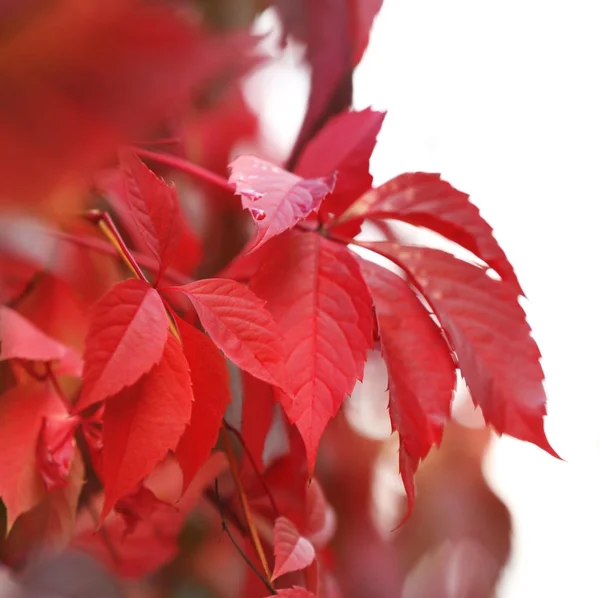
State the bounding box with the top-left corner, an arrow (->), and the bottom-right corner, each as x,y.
229,155 -> 336,252
0,0 -> 258,204
273,587 -> 317,597
250,232 -> 373,470
305,480 -> 336,549
272,516 -> 316,580
78,279 -> 169,411
101,335 -> 193,519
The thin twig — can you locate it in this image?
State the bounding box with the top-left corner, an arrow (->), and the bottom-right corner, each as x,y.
221,427 -> 272,580
215,480 -> 276,595
223,420 -> 279,518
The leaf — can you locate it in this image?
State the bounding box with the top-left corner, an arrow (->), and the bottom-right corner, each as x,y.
101,335 -> 193,519
358,258 -> 457,518
273,588 -> 317,598
78,279 -> 169,412
228,155 -> 336,252
278,0 -> 384,167
0,381 -> 66,531
305,480 -> 336,548
272,516 -> 316,580
294,108 -> 385,217
0,2 -> 259,204
250,232 -> 373,469
165,279 -> 289,392
174,316 -> 231,493
118,150 -> 182,284
0,306 -> 67,363
359,242 -> 557,456
343,173 -> 523,293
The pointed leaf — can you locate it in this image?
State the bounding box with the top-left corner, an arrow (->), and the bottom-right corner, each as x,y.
359,242 -> 556,455
101,335 -> 193,519
166,279 -> 289,392
272,516 -> 316,580
343,173 -> 523,293
358,258 -> 456,518
78,279 -> 169,411
229,155 -> 336,251
250,232 -> 373,469
295,108 -> 385,217
119,150 -> 182,284
0,381 -> 66,531
174,316 -> 231,492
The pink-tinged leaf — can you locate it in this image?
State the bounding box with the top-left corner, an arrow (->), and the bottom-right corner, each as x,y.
358,258 -> 457,519
250,232 -> 373,470
350,0 -> 385,64
241,372 -> 274,474
305,480 -> 337,548
343,173 -> 523,293
295,108 -> 385,217
273,588 -> 317,598
229,155 -> 336,252
0,306 -> 67,363
78,279 -> 169,412
0,381 -> 66,531
359,242 -> 557,456
174,316 -> 231,493
272,516 -> 316,580
101,335 -> 193,519
165,279 -> 289,392
118,150 -> 182,284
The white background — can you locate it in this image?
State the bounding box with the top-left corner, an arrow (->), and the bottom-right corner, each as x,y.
250,1 -> 600,595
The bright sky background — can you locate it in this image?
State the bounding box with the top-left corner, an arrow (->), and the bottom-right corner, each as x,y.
250,1 -> 600,595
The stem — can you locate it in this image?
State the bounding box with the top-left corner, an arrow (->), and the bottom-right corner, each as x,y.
221,427 -> 272,580
86,210 -> 148,283
215,480 -> 276,595
132,147 -> 234,194
223,420 -> 279,518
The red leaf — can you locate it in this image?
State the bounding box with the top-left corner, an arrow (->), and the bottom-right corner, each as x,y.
273,589 -> 317,598
101,335 -> 193,519
272,516 -> 316,580
78,279 -> 169,411
0,2 -> 258,204
229,155 -> 336,252
165,279 -> 289,392
359,242 -> 557,456
174,316 -> 231,493
305,480 -> 336,548
250,232 -> 373,469
0,306 -> 69,364
118,150 -> 182,284
114,484 -> 175,537
241,372 -> 274,475
358,258 -> 457,519
279,0 -> 383,166
294,108 -> 385,217
0,381 -> 66,531
343,173 -> 523,293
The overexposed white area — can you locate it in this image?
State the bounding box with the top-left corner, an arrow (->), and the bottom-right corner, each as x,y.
248,1 -> 599,595
354,1 -> 600,595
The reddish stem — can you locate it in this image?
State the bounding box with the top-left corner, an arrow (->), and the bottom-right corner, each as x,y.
132,147 -> 234,194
